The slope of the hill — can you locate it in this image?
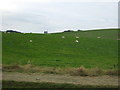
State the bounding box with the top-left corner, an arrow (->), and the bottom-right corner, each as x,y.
2,29 -> 119,69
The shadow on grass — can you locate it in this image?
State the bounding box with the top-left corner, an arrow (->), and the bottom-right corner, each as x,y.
2,80 -> 118,88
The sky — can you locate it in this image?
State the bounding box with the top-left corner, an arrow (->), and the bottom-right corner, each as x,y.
0,0 -> 118,33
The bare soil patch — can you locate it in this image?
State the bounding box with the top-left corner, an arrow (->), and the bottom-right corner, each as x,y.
2,72 -> 119,86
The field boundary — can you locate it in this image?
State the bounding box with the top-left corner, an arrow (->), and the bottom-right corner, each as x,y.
2,64 -> 119,76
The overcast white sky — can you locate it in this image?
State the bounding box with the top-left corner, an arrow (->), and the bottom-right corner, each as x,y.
0,0 -> 118,33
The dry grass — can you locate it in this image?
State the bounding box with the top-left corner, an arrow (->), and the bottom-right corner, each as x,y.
2,64 -> 119,76
68,66 -> 118,76
3,64 -> 64,74
104,69 -> 119,75
2,64 -> 21,71
69,66 -> 88,76
86,67 -> 103,76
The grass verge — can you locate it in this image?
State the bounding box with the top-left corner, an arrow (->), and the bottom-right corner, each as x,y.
2,64 -> 119,76
2,80 -> 118,88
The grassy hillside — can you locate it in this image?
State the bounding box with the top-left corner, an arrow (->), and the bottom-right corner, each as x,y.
2,29 -> 119,69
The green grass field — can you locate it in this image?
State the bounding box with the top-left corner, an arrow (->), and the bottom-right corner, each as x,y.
2,29 -> 119,69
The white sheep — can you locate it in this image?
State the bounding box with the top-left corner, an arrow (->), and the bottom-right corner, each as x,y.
61,36 -> 65,38
30,40 -> 32,42
97,37 -> 101,38
75,40 -> 79,43
76,36 -> 79,38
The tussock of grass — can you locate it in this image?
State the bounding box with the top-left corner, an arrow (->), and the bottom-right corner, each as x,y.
2,64 -> 64,74
69,66 -> 119,76
104,69 -> 119,75
69,66 -> 88,76
2,64 -> 21,71
2,64 -> 119,76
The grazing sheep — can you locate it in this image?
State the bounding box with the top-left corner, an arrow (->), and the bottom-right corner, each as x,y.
30,40 -> 32,42
97,37 -> 101,38
75,40 -> 79,43
61,36 -> 65,38
76,36 -> 79,38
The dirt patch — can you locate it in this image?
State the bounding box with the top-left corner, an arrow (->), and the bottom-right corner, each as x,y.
2,72 -> 119,86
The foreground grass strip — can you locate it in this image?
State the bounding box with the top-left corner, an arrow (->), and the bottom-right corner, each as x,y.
2,64 -> 119,76
2,80 -> 118,88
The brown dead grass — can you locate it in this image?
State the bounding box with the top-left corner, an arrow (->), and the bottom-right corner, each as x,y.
3,64 -> 21,70
69,66 -> 119,76
69,66 -> 88,76
104,69 -> 119,75
2,64 -> 119,76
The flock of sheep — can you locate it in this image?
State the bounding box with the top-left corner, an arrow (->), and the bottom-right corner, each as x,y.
61,36 -> 79,43
29,36 -> 103,43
